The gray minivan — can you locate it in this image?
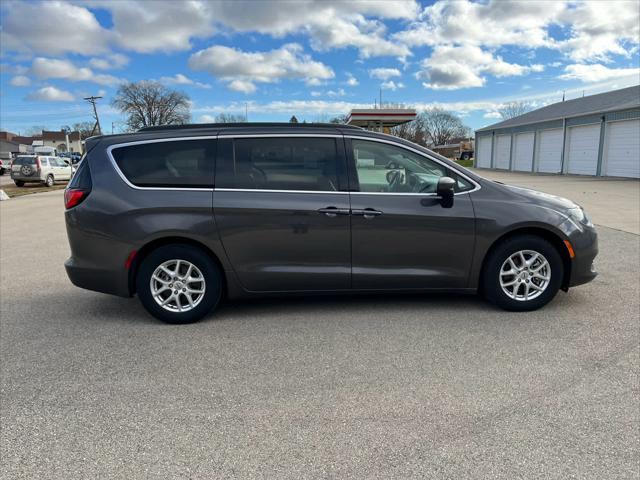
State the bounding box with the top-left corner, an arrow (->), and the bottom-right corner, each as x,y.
64,123 -> 597,323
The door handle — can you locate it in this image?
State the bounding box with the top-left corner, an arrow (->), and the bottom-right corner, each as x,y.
352,208 -> 383,219
317,206 -> 350,217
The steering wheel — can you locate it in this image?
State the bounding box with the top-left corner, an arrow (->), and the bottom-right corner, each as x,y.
385,169 -> 403,191
249,165 -> 267,186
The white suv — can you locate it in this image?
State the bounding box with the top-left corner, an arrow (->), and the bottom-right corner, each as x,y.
11,155 -> 72,187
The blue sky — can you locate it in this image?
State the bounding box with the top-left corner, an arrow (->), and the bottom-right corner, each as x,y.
1,0 -> 639,134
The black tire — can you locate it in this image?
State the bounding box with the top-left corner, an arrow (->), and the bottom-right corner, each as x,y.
481,235 -> 563,311
461,153 -> 470,161
14,180 -> 24,187
136,244 -> 222,324
45,175 -> 55,187
0,168 -> 5,176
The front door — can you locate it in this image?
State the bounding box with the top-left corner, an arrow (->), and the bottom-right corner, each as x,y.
347,138 -> 476,290
214,136 -> 351,292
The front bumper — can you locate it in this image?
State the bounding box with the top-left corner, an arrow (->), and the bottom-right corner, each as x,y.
566,225 -> 598,287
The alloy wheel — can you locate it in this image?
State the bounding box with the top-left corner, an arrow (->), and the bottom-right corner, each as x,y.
499,250 -> 551,301
150,259 -> 206,312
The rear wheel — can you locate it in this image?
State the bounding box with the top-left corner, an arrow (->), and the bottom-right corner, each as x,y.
461,152 -> 470,161
14,180 -> 24,187
482,235 -> 563,311
45,175 -> 55,187
136,245 -> 222,324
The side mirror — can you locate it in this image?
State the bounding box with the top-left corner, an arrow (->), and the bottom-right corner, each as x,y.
436,176 -> 456,208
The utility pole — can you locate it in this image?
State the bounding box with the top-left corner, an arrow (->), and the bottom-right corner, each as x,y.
245,102 -> 248,122
84,96 -> 103,136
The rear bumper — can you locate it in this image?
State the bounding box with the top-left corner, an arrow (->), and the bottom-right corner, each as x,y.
65,257 -> 131,297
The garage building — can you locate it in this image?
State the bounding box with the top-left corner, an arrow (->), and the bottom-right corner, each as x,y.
475,85 -> 640,178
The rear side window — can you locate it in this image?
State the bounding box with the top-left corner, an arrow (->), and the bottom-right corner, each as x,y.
217,137 -> 340,191
68,158 -> 92,190
111,139 -> 215,188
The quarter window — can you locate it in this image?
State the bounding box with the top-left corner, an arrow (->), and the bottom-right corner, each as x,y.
351,140 -> 473,193
111,139 -> 215,188
218,137 -> 340,191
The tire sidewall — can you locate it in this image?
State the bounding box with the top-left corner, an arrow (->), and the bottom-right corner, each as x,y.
46,175 -> 54,187
136,245 -> 222,324
483,235 -> 563,311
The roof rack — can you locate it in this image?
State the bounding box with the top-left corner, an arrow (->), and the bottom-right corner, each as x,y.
138,122 -> 363,132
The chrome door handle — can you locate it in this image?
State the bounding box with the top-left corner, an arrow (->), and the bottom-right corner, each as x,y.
318,206 -> 350,217
352,208 -> 383,218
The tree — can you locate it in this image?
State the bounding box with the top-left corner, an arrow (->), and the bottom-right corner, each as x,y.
289,115 -> 299,123
24,126 -> 47,136
111,81 -> 190,131
420,108 -> 470,146
329,114 -> 348,124
498,101 -> 532,120
72,121 -> 96,139
391,108 -> 470,147
214,113 -> 246,123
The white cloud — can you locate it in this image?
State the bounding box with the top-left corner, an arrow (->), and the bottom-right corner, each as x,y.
159,73 -> 211,89
417,45 -> 542,90
558,0 -> 640,62
327,88 -> 346,97
30,57 -> 123,86
27,86 -> 75,102
346,74 -> 359,86
559,64 -> 640,83
369,68 -> 401,80
381,80 -> 404,91
311,91 -> 322,97
484,111 -> 502,119
199,114 -> 216,123
1,1 -> 110,55
228,79 -> 257,94
189,43 -> 334,91
10,76 -> 31,87
89,54 -> 129,70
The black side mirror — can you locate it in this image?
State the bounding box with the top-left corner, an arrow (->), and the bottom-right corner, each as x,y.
436,176 -> 456,208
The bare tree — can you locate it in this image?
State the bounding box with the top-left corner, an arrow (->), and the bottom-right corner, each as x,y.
420,108 -> 470,146
72,121 -> 96,139
24,125 -> 47,136
391,116 -> 428,145
329,114 -> 348,124
111,81 -> 190,131
214,113 -> 246,123
498,101 -> 532,120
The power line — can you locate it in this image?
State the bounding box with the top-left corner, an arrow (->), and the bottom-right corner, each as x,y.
84,96 -> 103,135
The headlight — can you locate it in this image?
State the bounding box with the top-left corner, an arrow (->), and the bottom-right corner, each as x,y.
567,206 -> 593,227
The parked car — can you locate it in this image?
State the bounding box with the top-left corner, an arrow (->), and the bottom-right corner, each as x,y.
0,158 -> 8,176
64,123 -> 598,324
11,155 -> 72,187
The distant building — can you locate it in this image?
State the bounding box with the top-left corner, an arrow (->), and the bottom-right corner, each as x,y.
0,129 -> 84,154
475,85 -> 640,178
346,108 -> 417,133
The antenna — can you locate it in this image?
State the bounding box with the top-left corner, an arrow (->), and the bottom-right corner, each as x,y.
84,96 -> 103,135
562,90 -> 565,102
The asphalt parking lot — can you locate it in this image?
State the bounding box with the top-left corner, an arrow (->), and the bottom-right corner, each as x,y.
1,176 -> 639,479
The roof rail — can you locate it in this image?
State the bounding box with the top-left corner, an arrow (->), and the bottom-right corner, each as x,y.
138,122 -> 363,132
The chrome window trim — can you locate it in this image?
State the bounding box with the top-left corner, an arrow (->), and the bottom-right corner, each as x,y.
214,188 -> 346,194
218,133 -> 343,139
106,136 -> 217,191
346,135 -> 481,196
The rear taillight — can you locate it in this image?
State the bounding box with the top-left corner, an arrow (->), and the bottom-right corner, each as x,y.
64,189 -> 89,209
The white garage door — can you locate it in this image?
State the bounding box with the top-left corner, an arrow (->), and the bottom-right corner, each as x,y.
476,135 -> 492,168
494,135 -> 511,169
513,132 -> 535,172
536,129 -> 563,173
603,119 -> 640,178
566,123 -> 600,175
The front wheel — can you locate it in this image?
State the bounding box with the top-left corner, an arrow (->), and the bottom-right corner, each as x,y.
45,175 -> 55,187
482,235 -> 563,311
136,245 -> 223,324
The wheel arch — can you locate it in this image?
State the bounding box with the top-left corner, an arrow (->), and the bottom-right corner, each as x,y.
128,236 -> 227,297
478,226 -> 572,292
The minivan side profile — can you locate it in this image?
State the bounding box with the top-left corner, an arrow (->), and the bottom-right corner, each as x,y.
64,123 -> 598,323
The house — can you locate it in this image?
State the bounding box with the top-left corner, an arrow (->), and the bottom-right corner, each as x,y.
475,85 -> 640,178
41,130 -> 83,153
